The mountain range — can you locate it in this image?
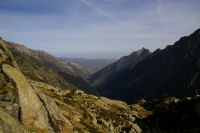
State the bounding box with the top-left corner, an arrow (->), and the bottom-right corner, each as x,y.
92,29 -> 200,103
0,29 -> 200,133
90,48 -> 150,85
62,58 -> 117,72
6,41 -> 97,95
0,37 -> 146,132
10,42 -> 93,79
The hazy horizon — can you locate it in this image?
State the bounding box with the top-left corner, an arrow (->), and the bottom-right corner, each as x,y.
0,0 -> 200,58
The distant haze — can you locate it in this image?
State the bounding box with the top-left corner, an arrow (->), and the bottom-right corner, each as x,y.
0,0 -> 200,58
57,52 -> 127,59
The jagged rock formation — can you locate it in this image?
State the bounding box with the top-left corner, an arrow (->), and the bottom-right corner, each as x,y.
93,29 -> 200,103
0,37 -> 145,132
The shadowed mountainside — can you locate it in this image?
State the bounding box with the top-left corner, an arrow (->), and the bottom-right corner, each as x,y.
90,48 -> 150,85
93,29 -> 200,103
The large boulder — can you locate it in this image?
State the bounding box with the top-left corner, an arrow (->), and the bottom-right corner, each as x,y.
2,64 -> 53,131
33,86 -> 71,131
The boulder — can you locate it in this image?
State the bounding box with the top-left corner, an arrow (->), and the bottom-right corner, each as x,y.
2,64 -> 52,130
33,87 -> 71,126
74,90 -> 84,95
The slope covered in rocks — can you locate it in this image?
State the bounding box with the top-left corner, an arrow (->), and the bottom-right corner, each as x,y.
0,37 -> 145,132
137,96 -> 200,133
1,35 -> 200,133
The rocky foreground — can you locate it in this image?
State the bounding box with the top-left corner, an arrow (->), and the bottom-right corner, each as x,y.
0,37 -> 150,133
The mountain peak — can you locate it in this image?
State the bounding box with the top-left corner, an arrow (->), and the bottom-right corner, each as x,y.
129,48 -> 150,58
135,47 -> 150,55
90,47 -> 151,85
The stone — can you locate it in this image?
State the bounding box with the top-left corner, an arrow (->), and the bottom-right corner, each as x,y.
99,118 -> 109,128
128,114 -> 135,122
131,124 -> 142,133
0,93 -> 11,101
110,124 -> 114,131
91,117 -> 97,125
0,101 -> 19,120
2,64 -> 52,130
0,107 -> 29,133
186,97 -> 192,101
33,87 -> 71,125
74,90 -> 84,95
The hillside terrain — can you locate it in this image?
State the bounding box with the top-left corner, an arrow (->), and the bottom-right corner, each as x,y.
93,29 -> 200,103
90,48 -> 150,85
0,31 -> 200,133
7,42 -> 96,94
62,58 -> 117,72
138,96 -> 200,133
10,42 -> 93,79
0,37 -> 145,132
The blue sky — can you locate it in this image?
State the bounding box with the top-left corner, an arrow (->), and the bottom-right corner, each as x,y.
0,0 -> 200,58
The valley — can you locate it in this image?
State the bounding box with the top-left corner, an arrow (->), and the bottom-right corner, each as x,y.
0,29 -> 200,133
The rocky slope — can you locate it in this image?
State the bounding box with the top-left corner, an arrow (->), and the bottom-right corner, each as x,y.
10,42 -> 93,79
1,35 -> 200,133
0,37 -> 145,133
90,48 -> 150,85
6,42 -> 96,95
94,29 -> 200,103
137,96 -> 200,133
5,42 -> 76,91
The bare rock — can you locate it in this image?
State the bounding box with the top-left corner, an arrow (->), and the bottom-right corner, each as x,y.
0,107 -> 29,133
2,64 -> 53,130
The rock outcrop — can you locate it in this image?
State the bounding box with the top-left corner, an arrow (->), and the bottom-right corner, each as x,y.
0,108 -> 29,133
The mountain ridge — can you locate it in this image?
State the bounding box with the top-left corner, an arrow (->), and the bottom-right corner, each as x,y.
5,41 -> 97,95
90,48 -> 151,85
0,38 -> 146,132
1,29 -> 200,133
94,29 -> 200,103
10,42 -> 93,79
62,57 -> 117,72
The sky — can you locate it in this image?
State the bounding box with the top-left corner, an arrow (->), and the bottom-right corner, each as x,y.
0,0 -> 200,58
